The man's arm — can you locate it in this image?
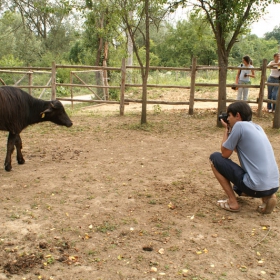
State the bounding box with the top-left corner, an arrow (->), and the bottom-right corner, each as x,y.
268,60 -> 280,67
220,122 -> 233,158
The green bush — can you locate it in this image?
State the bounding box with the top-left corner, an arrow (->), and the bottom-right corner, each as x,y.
109,89 -> 120,101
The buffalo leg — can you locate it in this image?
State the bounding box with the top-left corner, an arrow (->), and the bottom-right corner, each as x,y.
15,134 -> 25,165
5,132 -> 16,171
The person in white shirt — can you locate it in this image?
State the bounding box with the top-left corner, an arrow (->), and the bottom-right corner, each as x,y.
267,53 -> 280,112
235,55 -> 255,101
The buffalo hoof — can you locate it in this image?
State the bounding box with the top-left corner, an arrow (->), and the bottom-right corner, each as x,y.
18,158 -> 25,165
5,164 -> 12,172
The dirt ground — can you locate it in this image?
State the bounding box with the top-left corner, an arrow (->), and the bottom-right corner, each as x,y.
0,89 -> 280,280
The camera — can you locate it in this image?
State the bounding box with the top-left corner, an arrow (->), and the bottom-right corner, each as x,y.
218,112 -> 228,123
244,73 -> 248,77
231,86 -> 237,90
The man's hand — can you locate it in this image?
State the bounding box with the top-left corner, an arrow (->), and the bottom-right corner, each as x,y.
220,120 -> 233,158
220,119 -> 228,128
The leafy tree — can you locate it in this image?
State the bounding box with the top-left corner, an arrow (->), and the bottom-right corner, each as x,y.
10,0 -> 71,39
0,11 -> 43,65
4,0 -> 77,63
155,15 -> 216,66
0,54 -> 24,85
0,11 -> 17,58
69,41 -> 86,64
81,0 -> 124,67
264,24 -> 280,44
230,34 -> 278,67
115,0 -> 167,123
172,0 -> 280,125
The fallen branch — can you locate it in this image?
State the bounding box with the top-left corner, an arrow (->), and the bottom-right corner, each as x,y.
251,226 -> 271,248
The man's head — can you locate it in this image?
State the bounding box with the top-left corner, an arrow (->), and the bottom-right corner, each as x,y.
227,101 -> 252,122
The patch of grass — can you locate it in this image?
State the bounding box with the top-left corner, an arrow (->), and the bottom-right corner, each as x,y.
168,246 -> 179,251
46,255 -> 55,264
175,228 -> 182,237
30,203 -> 39,209
87,250 -> 98,256
9,213 -> 20,220
149,199 -> 157,205
96,221 -> 117,233
59,199 -> 67,204
120,122 -> 155,132
162,231 -> 170,237
153,104 -> 162,114
136,255 -> 144,262
196,212 -> 206,218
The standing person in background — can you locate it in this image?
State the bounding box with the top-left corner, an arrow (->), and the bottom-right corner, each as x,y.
235,56 -> 255,101
267,53 -> 280,113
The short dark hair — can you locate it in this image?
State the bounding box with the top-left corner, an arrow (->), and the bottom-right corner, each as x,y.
274,53 -> 279,58
227,101 -> 252,121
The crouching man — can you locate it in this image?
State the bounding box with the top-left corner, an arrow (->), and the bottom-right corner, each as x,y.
210,101 -> 279,214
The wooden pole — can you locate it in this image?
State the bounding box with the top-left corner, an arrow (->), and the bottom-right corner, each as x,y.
38,77 -> 52,99
51,61 -> 56,100
70,71 -> 73,109
189,57 -> 197,115
0,78 -> 5,85
120,58 -> 126,116
257,59 -> 267,117
103,60 -> 109,100
28,72 -> 32,96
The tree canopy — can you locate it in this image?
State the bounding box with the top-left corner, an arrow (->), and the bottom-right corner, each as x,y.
0,0 -> 278,69
169,0 -> 280,124
264,24 -> 280,43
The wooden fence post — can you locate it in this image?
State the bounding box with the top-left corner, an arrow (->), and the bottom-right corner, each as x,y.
120,58 -> 126,116
0,78 -> 5,85
51,61 -> 56,100
189,57 -> 197,115
272,83 -> 280,128
257,59 -> 267,117
103,60 -> 109,100
70,71 -> 73,109
28,72 -> 32,96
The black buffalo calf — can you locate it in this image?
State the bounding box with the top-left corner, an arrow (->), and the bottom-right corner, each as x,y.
0,86 -> 73,171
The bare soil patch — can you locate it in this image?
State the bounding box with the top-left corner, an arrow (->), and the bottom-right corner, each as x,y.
0,89 -> 279,280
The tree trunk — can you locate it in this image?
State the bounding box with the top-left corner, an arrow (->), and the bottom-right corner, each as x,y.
141,77 -> 148,124
140,0 -> 150,124
95,15 -> 104,66
217,52 -> 228,127
127,29 -> 133,84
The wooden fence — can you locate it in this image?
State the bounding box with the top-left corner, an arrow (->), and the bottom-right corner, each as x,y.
1,58 -> 280,126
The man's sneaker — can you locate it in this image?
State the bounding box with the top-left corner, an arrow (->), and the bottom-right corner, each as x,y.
268,109 -> 273,113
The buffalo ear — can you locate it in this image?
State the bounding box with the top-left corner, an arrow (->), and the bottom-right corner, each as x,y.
40,101 -> 58,118
40,107 -> 52,118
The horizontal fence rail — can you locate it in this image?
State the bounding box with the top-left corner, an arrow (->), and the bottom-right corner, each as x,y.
0,58 -> 280,121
